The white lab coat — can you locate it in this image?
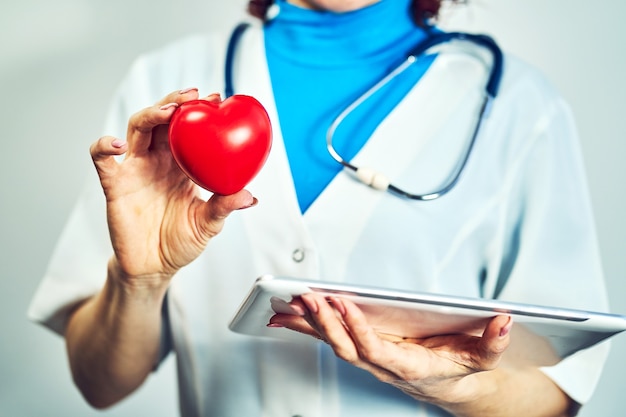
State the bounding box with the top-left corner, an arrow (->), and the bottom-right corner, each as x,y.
29,22 -> 610,417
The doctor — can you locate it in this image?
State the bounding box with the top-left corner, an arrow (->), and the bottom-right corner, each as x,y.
28,0 -> 609,416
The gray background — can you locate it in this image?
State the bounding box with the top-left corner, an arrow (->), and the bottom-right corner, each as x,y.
0,1 -> 624,416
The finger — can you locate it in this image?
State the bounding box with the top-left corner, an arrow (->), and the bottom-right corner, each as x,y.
300,295 -> 372,362
153,91 -> 218,153
473,315 -> 512,370
336,297 -> 414,367
194,189 -> 257,241
125,88 -> 201,156
150,90 -> 216,153
155,87 -> 202,108
337,297 -> 457,384
174,87 -> 200,103
304,295 -> 400,381
126,102 -> 179,155
156,87 -> 201,108
268,298 -> 324,340
89,135 -> 127,179
200,92 -> 222,103
267,314 -> 321,339
287,296 -> 321,327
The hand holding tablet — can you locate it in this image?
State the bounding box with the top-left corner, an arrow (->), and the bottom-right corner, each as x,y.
229,275 -> 626,366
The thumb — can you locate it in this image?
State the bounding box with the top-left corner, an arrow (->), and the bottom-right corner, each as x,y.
195,189 -> 257,240
474,315 -> 512,370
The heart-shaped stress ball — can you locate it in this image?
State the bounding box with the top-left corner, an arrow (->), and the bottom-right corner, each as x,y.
168,95 -> 272,195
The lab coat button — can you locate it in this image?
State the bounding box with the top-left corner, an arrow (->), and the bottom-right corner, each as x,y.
292,248 -> 305,263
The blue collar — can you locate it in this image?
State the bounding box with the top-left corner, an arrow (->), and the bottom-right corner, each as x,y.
264,0 -> 427,68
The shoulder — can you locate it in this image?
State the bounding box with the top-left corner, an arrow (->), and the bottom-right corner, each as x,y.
497,53 -> 567,117
481,53 -> 580,173
488,53 -> 576,144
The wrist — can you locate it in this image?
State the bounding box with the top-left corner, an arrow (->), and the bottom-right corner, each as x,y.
94,257 -> 171,334
107,257 -> 173,297
107,256 -> 174,293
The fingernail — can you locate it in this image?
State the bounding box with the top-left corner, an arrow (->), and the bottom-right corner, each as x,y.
329,297 -> 346,316
266,323 -> 284,328
111,139 -> 126,148
238,197 -> 258,210
499,317 -> 513,337
160,102 -> 179,111
179,87 -> 198,94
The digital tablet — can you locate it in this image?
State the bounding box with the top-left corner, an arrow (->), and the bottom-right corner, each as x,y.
229,275 -> 626,366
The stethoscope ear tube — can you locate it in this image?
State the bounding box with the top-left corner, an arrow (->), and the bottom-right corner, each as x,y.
224,22 -> 251,98
408,32 -> 503,98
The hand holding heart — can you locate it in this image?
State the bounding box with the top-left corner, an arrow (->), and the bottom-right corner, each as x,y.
89,89 -> 258,284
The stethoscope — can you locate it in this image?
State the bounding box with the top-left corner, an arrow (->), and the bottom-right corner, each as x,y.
225,22 -> 503,201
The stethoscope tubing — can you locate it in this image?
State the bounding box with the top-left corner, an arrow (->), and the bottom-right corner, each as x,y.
224,23 -> 504,201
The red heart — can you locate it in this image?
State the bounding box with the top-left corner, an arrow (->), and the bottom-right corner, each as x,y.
168,95 -> 273,195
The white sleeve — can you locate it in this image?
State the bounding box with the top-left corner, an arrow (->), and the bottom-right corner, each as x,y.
494,94 -> 610,404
